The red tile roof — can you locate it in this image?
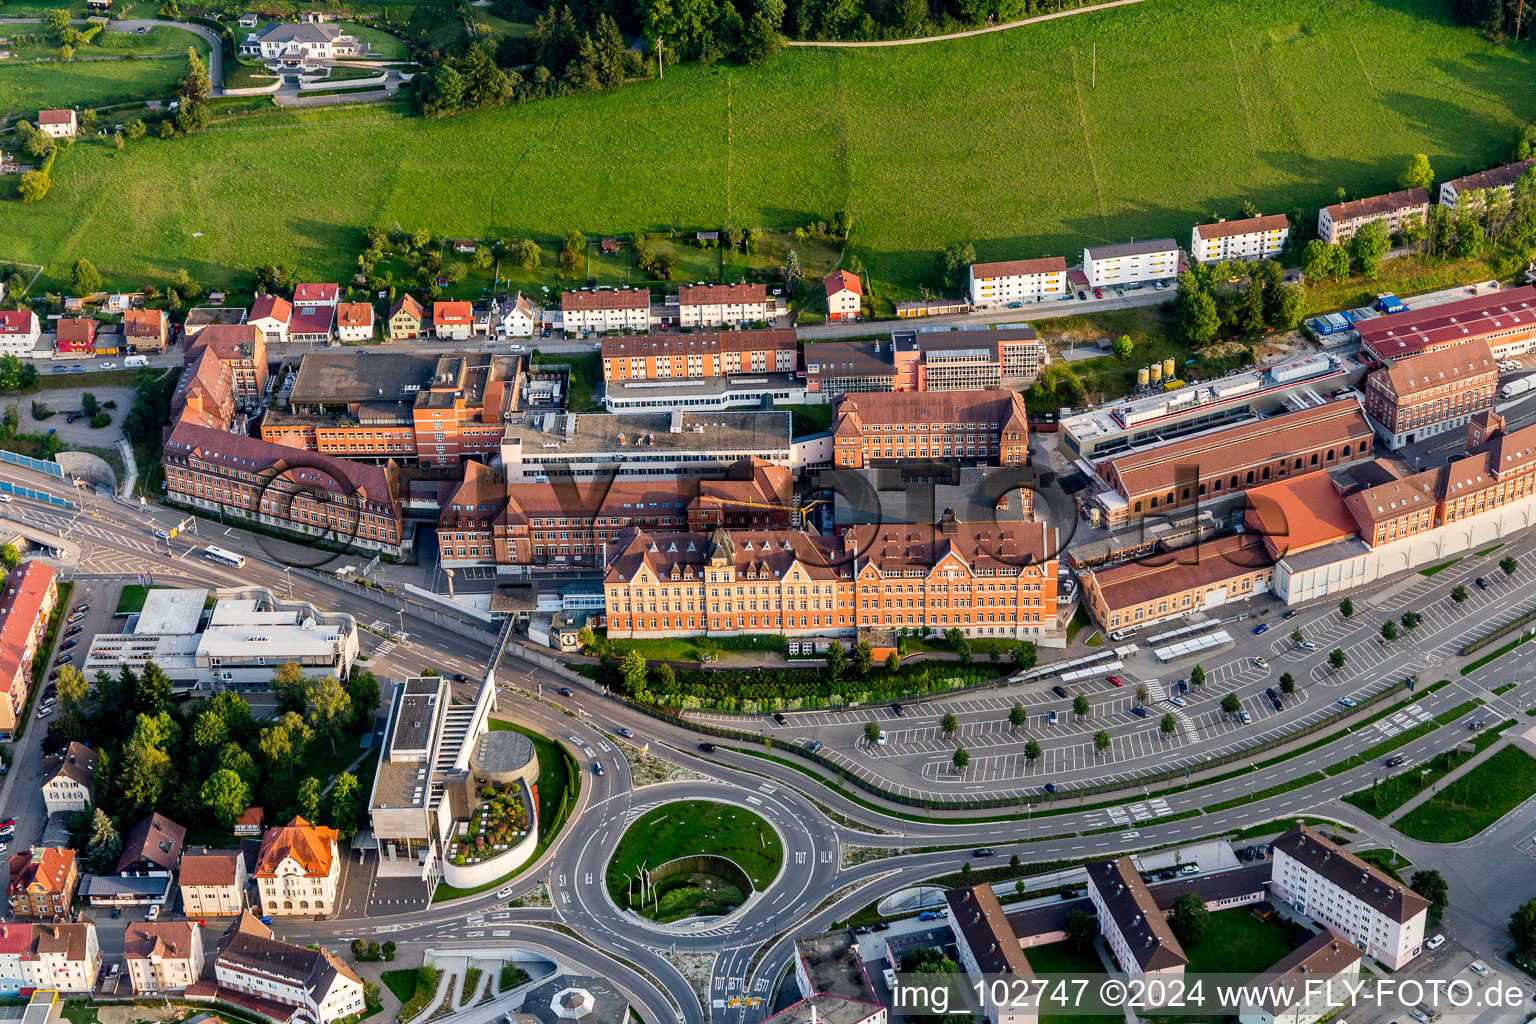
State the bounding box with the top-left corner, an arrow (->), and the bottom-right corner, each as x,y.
336,302 -> 374,328
561,288 -> 650,312
677,283 -> 766,306
388,293 -> 423,323
7,847 -> 75,897
254,816 -> 338,878
1193,214 -> 1289,239
1244,473 -> 1359,556
433,301 -> 472,325
968,256 -> 1066,279
179,851 -> 242,888
1322,188 -> 1429,224
293,283 -> 338,305
824,270 -> 861,298
249,295 -> 292,324
55,318 -> 95,344
37,110 -> 73,126
0,311 -> 36,337
1359,287 -> 1536,359
0,561 -> 54,690
122,309 -> 166,338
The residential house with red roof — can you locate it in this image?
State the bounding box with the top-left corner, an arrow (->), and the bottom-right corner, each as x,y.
53,317 -> 96,355
1317,188 -> 1429,246
0,923 -> 32,996
247,295 -> 292,346
122,308 -> 168,353
823,270 -> 861,321
171,348 -> 237,431
674,282 -> 768,328
433,301 -> 473,341
1190,213 -> 1289,263
0,311 -> 39,359
179,850 -> 249,917
335,302 -> 374,342
560,287 -> 650,334
254,817 -> 340,917
124,921 -> 204,994
966,256 -> 1066,307
210,911 -> 364,1021
36,109 -> 76,139
0,561 -> 57,733
293,283 -> 339,309
7,848 -> 78,919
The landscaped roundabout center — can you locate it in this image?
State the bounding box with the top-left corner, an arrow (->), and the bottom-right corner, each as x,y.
605,799 -> 784,923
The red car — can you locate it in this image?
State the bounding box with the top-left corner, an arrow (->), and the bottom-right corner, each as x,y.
1107,675 -> 1124,687
1093,287 -> 1104,299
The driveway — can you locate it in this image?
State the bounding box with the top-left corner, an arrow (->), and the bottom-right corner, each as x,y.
16,386 -> 138,445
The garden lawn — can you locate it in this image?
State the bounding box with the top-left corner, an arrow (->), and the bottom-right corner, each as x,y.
7,0 -> 1536,293
0,57 -> 190,122
605,799 -> 783,904
532,351 -> 601,411
114,583 -> 172,615
1025,942 -> 1121,1024
1353,847 -> 1411,882
339,23 -> 411,60
1394,745 -> 1536,843
1179,908 -> 1308,978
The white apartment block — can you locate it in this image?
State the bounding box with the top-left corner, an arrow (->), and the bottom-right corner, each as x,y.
1237,931 -> 1363,1024
1085,858 -> 1187,985
1191,214 -> 1290,263
124,922 -> 204,994
1083,239 -> 1178,288
945,886 -> 1036,1024
0,312 -> 39,358
25,923 -> 99,995
676,283 -> 768,328
967,256 -> 1067,308
1270,826 -> 1427,969
561,288 -> 651,334
179,851 -> 249,917
1439,159 -> 1536,210
1316,188 -> 1429,246
215,912 -> 365,1021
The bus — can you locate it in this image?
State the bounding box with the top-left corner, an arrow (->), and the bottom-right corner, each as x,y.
204,545 -> 247,569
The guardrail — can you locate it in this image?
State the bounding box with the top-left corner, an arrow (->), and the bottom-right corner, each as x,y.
0,449 -> 62,478
1461,604 -> 1536,655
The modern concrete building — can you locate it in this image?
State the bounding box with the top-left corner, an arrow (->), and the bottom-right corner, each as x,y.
499,410 -> 793,482
82,590 -> 359,692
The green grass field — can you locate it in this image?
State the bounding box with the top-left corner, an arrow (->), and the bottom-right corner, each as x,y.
1180,908 -> 1308,977
605,799 -> 783,909
3,0 -> 1532,294
0,26 -> 211,121
1394,744 -> 1536,842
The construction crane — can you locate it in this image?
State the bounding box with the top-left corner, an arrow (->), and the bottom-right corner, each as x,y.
695,495 -> 829,529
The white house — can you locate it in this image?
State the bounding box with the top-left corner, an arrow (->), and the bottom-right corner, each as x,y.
335,302 -> 375,342
561,288 -> 650,334
39,742 -> 95,816
254,816 -> 340,916
496,293 -> 540,338
123,921 -> 204,995
967,256 -> 1067,307
0,311 -> 40,358
1190,215 -> 1290,264
433,301 -> 473,342
1083,239 -> 1179,288
1270,825 -> 1427,970
293,283 -> 339,309
214,912 -> 365,1021
24,923 -> 99,995
238,23 -> 361,60
247,295 -> 292,346
36,110 -> 76,140
676,283 -> 768,328
823,271 -> 861,322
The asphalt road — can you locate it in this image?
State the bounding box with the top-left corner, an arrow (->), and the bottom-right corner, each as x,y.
1,463 -> 1533,1024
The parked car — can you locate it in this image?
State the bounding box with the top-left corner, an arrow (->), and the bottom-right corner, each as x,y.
1047,710 -> 1058,726
918,911 -> 941,921
73,604 -> 89,614
1238,711 -> 1251,724
1180,864 -> 1197,875
806,740 -> 822,753
890,703 -> 904,716
1157,869 -> 1177,880
53,653 -> 71,666
1252,623 -> 1270,635
875,730 -> 886,745
1337,696 -> 1358,708
1051,685 -> 1069,698
59,639 -> 76,651
773,712 -> 788,725
1043,783 -> 1058,795
698,742 -> 716,753
1282,609 -> 1297,619
147,905 -> 160,921
1176,679 -> 1189,692
1469,961 -> 1490,977
1425,934 -> 1445,950
1130,707 -> 1149,718
1243,846 -> 1256,861
1254,657 -> 1269,669
1475,577 -> 1489,590
1093,287 -> 1103,299
1077,291 -> 1087,301
1299,640 -> 1317,651
1106,675 -> 1124,687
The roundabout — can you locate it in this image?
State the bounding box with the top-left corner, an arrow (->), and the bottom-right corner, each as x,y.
605,799 -> 784,923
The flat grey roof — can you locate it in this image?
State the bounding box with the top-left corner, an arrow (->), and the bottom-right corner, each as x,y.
794,932 -> 875,1002
1278,536 -> 1372,572
388,678 -> 441,754
1086,238 -> 1178,260
472,729 -> 534,774
134,588 -> 208,635
605,372 -> 802,401
502,411 -> 791,455
290,351 -> 437,404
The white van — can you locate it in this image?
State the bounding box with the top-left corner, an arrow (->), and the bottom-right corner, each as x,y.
124,355 -> 148,367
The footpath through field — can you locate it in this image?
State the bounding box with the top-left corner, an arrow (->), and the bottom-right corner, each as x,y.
783,0 -> 1147,47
